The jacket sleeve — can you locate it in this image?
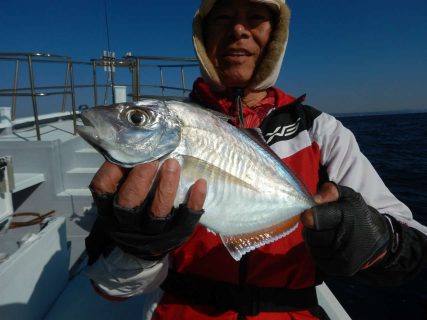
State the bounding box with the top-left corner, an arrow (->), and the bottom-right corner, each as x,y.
85,246 -> 169,299
84,218 -> 169,299
311,112 -> 427,285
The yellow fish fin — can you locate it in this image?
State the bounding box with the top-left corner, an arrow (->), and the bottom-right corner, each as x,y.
220,215 -> 301,261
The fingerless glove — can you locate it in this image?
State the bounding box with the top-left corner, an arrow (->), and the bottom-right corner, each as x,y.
85,188 -> 203,263
303,185 -> 390,276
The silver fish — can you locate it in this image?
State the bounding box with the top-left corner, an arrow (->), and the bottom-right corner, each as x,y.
77,99 -> 314,260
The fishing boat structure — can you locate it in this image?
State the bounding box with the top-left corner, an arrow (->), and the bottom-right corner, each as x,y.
0,52 -> 351,320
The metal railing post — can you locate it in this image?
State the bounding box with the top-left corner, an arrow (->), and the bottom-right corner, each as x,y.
12,60 -> 19,120
69,61 -> 77,135
110,60 -> 116,103
62,62 -> 70,112
27,55 -> 41,141
130,60 -> 135,101
130,58 -> 140,101
159,66 -> 164,96
92,61 -> 98,106
135,58 -> 141,100
181,66 -> 186,97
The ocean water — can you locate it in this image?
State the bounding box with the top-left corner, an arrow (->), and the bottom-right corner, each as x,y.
326,112 -> 427,320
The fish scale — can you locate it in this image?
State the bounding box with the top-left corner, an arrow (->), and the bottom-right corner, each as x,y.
77,99 -> 314,260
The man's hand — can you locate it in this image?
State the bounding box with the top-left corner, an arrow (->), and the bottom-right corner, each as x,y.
91,159 -> 206,214
301,182 -> 390,276
87,159 -> 207,261
300,183 -> 340,228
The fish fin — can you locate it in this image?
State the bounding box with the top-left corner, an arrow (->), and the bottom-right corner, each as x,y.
220,215 -> 301,261
181,155 -> 258,192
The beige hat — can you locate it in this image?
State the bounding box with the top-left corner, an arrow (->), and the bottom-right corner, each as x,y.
192,0 -> 291,92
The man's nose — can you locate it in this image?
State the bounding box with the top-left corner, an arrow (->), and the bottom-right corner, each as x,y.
230,20 -> 251,39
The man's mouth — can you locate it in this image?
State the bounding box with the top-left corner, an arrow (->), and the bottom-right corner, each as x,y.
223,49 -> 251,57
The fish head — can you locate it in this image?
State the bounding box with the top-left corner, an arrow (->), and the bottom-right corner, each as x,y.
77,100 -> 181,167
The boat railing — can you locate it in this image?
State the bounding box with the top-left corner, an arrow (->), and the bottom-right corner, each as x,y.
0,52 -> 199,140
0,53 -> 76,141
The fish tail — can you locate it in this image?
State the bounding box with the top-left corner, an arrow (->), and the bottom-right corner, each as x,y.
220,215 -> 301,261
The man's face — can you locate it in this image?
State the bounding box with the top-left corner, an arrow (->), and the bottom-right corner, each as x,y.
204,0 -> 274,88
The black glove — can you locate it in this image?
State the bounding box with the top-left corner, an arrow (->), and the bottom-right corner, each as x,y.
303,184 -> 391,277
85,188 -> 203,263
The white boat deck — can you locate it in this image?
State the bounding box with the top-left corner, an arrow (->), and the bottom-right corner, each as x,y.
0,112 -> 102,271
1,112 -> 81,143
13,173 -> 46,193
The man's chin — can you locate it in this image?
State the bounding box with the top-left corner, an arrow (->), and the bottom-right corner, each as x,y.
219,70 -> 253,88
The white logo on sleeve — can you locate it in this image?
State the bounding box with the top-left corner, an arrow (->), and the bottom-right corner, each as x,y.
265,118 -> 301,144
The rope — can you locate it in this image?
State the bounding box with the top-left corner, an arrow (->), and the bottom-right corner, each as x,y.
9,210 -> 55,229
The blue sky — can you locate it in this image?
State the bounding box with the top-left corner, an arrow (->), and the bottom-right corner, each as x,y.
1,0 -> 426,114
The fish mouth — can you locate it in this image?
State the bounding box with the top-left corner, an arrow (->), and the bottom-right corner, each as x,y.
76,124 -> 110,161
76,112 -> 99,145
76,112 -> 110,161
76,125 -> 121,166
76,113 -> 137,168
76,125 -> 98,145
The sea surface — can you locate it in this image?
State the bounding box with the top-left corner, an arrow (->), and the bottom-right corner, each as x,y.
326,112 -> 427,320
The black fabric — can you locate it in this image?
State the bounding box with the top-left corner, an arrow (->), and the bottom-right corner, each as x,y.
303,185 -> 391,277
85,218 -> 114,266
259,97 -> 322,146
308,305 -> 331,320
161,270 -> 319,316
86,188 -> 203,261
238,253 -> 250,288
355,215 -> 427,286
317,165 -> 330,191
110,204 -> 203,260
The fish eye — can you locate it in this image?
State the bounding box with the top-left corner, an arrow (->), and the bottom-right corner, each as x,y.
126,109 -> 149,127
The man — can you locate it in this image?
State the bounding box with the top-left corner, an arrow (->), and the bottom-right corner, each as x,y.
85,0 -> 427,319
